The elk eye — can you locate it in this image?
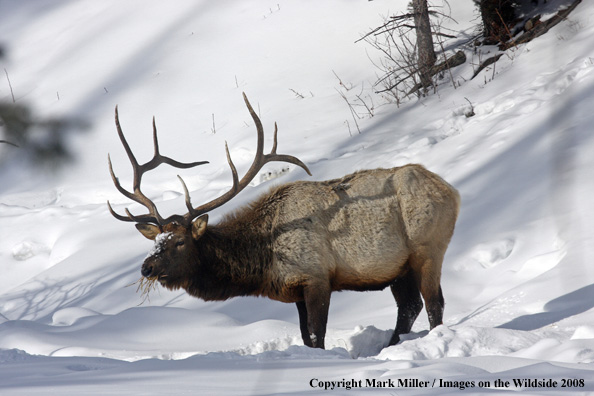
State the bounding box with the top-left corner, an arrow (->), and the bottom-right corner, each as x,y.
175,240 -> 185,247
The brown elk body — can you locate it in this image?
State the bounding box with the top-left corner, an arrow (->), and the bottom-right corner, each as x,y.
108,94 -> 460,349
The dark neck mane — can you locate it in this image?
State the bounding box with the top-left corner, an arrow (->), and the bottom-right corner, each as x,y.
186,206 -> 275,301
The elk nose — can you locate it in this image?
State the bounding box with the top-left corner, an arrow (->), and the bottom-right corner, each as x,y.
141,265 -> 153,278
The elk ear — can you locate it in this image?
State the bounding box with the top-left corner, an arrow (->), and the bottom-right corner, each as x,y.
191,214 -> 209,240
135,224 -> 160,240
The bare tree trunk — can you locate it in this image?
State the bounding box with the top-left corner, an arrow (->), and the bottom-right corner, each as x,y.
412,0 -> 436,90
479,0 -> 516,43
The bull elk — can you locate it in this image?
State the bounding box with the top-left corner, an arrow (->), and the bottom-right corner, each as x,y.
107,93 -> 460,349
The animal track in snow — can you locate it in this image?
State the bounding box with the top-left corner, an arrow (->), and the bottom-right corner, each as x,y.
471,238 -> 515,269
11,241 -> 51,261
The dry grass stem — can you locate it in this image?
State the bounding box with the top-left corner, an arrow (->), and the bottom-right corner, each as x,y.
127,276 -> 160,305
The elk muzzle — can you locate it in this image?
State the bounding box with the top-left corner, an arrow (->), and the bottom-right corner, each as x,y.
141,264 -> 154,278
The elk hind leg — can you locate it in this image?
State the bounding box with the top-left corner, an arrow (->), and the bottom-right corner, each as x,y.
425,285 -> 445,329
389,268 -> 423,346
412,250 -> 446,330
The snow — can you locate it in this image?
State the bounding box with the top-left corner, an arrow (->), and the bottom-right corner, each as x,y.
1,0 -> 594,394
146,232 -> 172,259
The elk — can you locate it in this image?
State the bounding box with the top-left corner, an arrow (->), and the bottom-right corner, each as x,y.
107,93 -> 460,349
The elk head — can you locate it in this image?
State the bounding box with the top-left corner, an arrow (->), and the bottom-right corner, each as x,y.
107,93 -> 311,289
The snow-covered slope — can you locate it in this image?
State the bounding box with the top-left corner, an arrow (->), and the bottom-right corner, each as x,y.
1,0 -> 593,394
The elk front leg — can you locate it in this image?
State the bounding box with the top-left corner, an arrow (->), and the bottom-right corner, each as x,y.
296,301 -> 313,347
300,284 -> 331,349
389,269 -> 424,346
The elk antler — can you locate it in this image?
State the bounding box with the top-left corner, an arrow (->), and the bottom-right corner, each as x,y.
177,93 -> 311,225
108,93 -> 311,228
107,107 -> 209,226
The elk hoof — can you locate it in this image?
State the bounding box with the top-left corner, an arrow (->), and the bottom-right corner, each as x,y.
388,333 -> 401,346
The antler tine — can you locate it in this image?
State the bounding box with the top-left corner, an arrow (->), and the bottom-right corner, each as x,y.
264,120 -> 311,176
109,106 -> 165,224
107,106 -> 209,226
242,93 -> 311,177
152,116 -> 159,157
181,93 -> 311,224
114,106 -> 139,169
145,116 -> 209,172
224,141 -> 240,193
177,175 -> 193,214
271,123 -> 278,154
107,154 -> 163,224
107,200 -> 135,222
179,141 -> 240,221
